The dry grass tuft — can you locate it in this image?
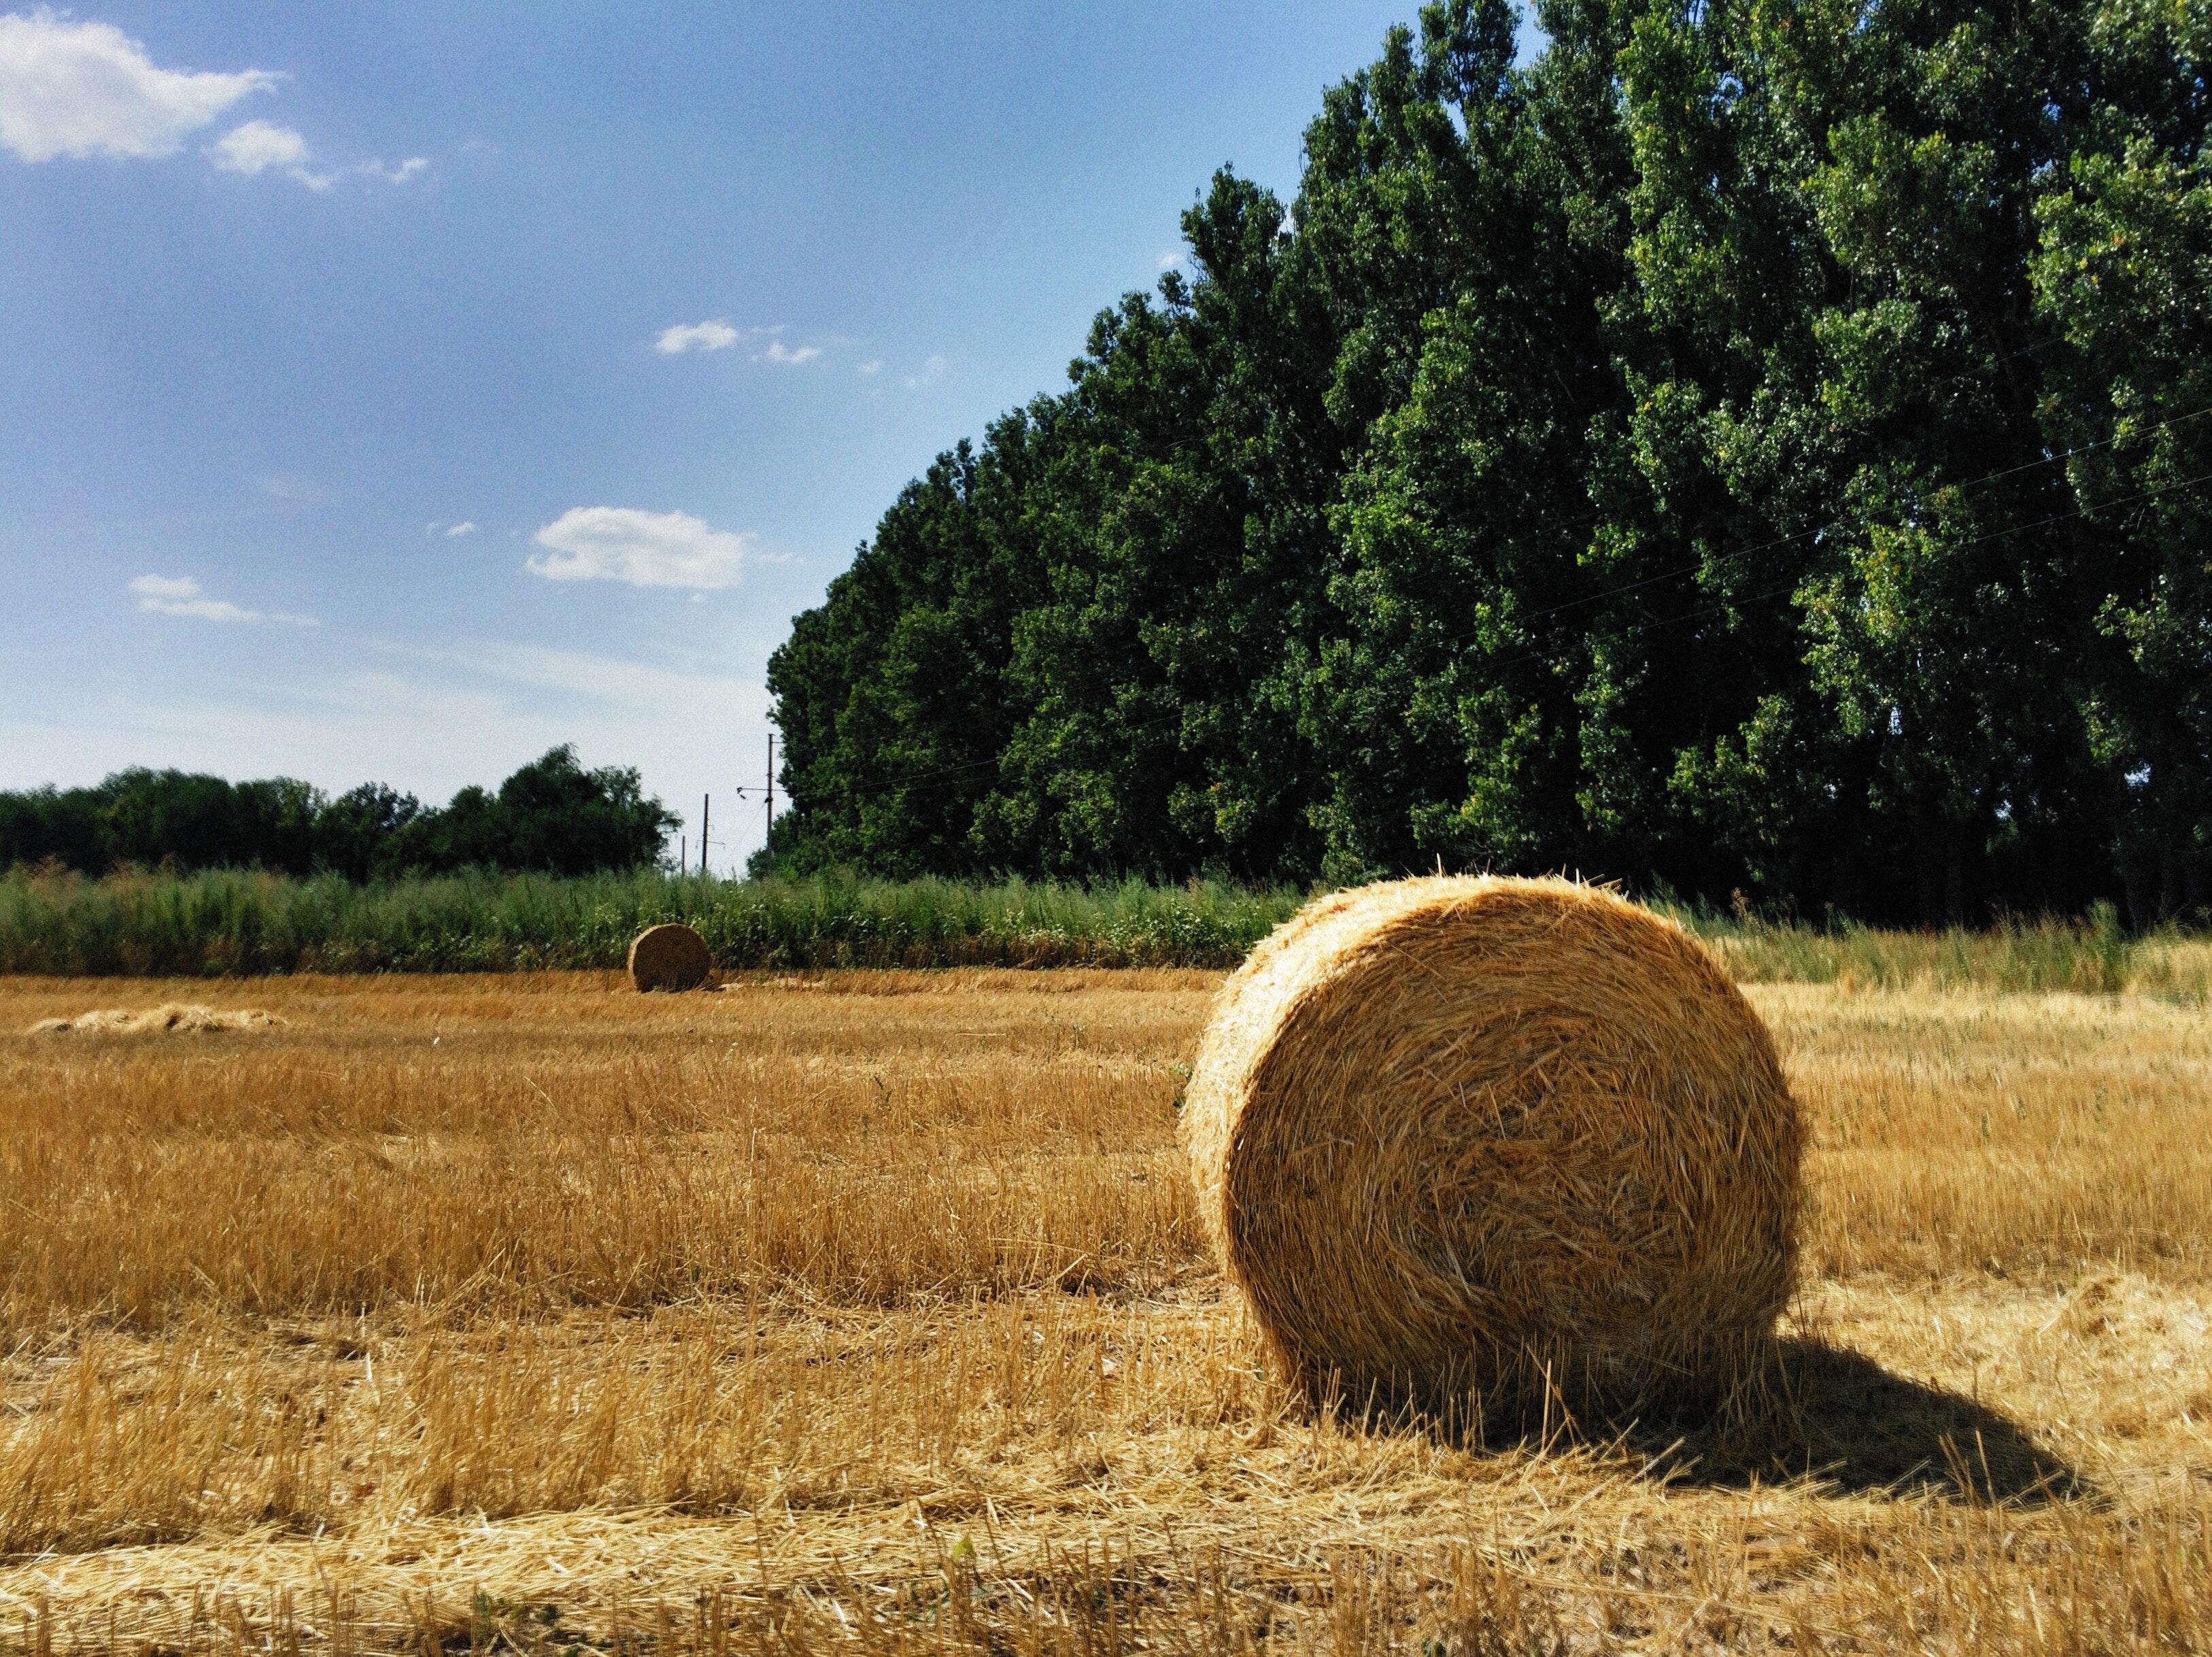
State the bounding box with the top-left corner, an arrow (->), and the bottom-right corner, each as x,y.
1183,876 -> 1801,1424
627,923 -> 713,991
27,1004 -> 282,1036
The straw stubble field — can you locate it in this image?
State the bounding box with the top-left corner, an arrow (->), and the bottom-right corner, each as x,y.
2,968 -> 2211,1653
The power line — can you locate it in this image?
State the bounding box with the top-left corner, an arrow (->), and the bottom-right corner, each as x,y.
732,731 -> 781,866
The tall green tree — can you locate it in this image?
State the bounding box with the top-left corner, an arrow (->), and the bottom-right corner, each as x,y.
2032,0 -> 2212,919
764,0 -> 2212,925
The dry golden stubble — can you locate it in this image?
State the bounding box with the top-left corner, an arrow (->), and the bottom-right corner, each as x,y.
1,971 -> 2212,1650
4,1275 -> 2209,1655
6,970 -> 2212,1327
0,972 -> 1214,1329
1184,876 -> 1803,1424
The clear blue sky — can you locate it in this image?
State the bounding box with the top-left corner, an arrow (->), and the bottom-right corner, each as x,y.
1,3 -> 1531,871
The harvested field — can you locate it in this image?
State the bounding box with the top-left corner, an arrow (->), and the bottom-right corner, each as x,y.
2,969 -> 2211,1652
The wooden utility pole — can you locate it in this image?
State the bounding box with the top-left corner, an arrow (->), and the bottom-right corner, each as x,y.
737,734 -> 779,871
700,793 -> 711,876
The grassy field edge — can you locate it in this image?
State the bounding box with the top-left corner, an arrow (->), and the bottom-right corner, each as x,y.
7,864 -> 2212,995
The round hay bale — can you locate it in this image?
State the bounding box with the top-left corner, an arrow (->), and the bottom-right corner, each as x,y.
627,923 -> 713,992
1181,874 -> 1801,1424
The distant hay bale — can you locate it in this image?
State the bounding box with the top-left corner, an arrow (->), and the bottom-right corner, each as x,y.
29,1004 -> 282,1036
1181,874 -> 1802,1427
628,923 -> 714,992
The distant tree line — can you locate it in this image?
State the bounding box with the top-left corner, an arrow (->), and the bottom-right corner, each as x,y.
766,0 -> 2212,926
0,747 -> 676,879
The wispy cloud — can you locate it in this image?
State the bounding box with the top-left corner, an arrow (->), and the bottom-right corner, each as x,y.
130,573 -> 318,626
356,155 -> 428,184
656,319 -> 740,355
656,320 -> 830,365
258,473 -> 329,507
857,359 -> 882,378
209,118 -> 330,189
444,520 -> 477,537
747,326 -> 829,366
0,10 -> 277,163
903,354 -> 948,390
129,574 -> 201,602
527,507 -> 752,590
1157,250 -> 1181,270
392,639 -> 760,712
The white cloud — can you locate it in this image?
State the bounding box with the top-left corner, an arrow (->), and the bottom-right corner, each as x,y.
149,596 -> 260,621
1157,250 -> 1181,270
209,117 -> 300,173
129,573 -> 199,602
357,155 -> 427,184
129,573 -> 318,626
656,319 -> 740,355
903,353 -> 948,390
749,326 -> 827,366
656,321 -> 828,364
526,507 -> 752,590
445,520 -> 477,537
0,10 -> 277,163
857,359 -> 882,377
209,118 -> 332,189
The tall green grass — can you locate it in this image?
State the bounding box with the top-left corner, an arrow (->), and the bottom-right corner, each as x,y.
1663,900 -> 2211,1002
4,865 -> 2209,997
0,866 -> 1305,976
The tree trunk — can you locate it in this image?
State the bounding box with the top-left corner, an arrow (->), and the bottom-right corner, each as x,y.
1944,823 -> 1971,929
1913,798 -> 1947,927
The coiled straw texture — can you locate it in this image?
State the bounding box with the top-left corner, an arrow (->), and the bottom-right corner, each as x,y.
1182,875 -> 1801,1426
627,923 -> 713,992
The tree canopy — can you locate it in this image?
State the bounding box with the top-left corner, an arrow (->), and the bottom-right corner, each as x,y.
765,0 -> 2212,925
0,747 -> 676,880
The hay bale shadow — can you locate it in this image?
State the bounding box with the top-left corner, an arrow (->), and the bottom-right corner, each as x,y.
1324,1338 -> 2081,1505
1635,1337 -> 2083,1504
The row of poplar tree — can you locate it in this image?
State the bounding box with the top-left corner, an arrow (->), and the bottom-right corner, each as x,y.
766,0 -> 2212,926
